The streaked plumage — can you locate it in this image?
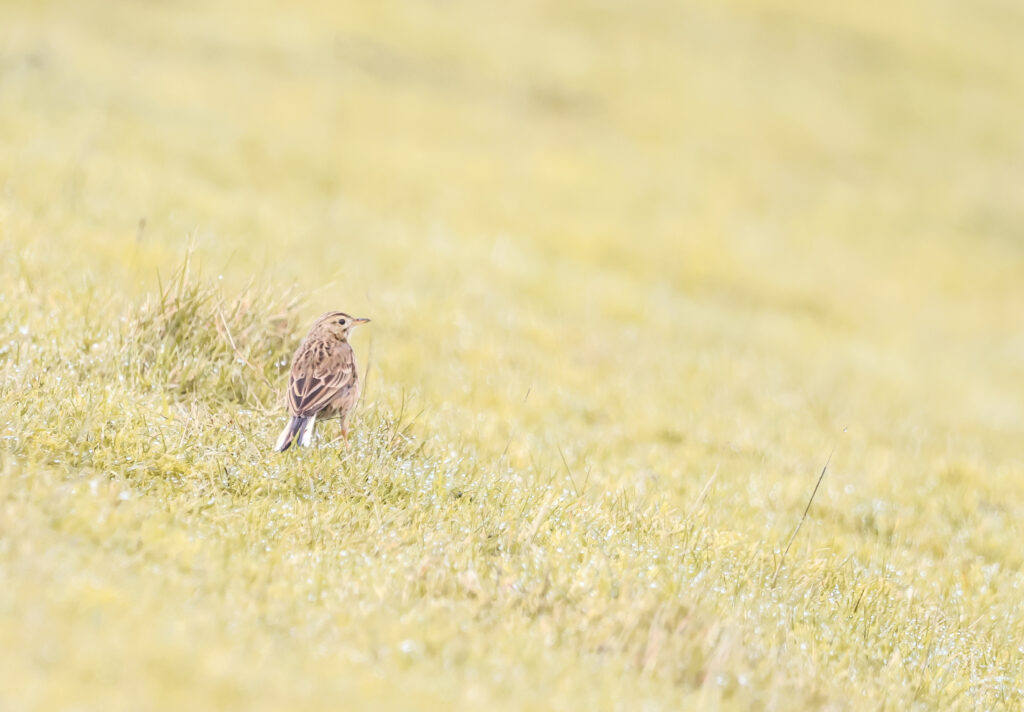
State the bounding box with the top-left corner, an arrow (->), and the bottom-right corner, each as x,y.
273,311 -> 370,452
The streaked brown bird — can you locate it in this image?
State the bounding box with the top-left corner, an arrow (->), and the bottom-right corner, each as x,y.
273,311 -> 370,452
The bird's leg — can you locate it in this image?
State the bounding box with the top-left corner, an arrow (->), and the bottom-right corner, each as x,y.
341,418 -> 351,449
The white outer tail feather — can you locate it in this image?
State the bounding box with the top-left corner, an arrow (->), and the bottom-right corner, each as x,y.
299,414 -> 316,447
274,414 -> 317,452
273,422 -> 293,452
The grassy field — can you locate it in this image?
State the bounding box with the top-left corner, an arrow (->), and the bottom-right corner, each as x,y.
2,0 -> 1024,709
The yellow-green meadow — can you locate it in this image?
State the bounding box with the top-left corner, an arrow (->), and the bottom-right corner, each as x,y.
2,1 -> 1023,709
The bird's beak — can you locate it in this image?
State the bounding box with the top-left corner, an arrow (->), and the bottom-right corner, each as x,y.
353,317 -> 371,325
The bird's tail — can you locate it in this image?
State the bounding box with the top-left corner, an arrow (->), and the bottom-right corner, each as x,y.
274,415 -> 316,452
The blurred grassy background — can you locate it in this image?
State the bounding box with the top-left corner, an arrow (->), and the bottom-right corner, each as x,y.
2,0 -> 1023,709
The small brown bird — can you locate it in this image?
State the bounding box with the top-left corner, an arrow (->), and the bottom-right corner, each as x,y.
273,311 -> 370,452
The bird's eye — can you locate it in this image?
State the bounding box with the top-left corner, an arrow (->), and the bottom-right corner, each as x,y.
337,318 -> 346,325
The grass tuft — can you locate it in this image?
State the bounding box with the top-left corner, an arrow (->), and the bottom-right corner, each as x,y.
124,254 -> 301,409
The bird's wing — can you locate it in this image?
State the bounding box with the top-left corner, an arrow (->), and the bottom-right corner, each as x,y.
287,342 -> 355,417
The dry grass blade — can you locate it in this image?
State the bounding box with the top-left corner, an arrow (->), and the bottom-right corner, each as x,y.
772,447 -> 835,587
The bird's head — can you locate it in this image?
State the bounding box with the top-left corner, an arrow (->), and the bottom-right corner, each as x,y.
310,311 -> 371,340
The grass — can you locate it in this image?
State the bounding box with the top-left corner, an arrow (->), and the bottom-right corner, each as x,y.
2,0 -> 1024,709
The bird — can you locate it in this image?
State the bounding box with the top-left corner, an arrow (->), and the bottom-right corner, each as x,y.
273,311 -> 370,452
